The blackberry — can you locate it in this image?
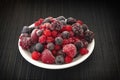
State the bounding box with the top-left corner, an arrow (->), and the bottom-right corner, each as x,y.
55,37 -> 63,45
21,26 -> 34,34
82,24 -> 88,32
47,43 -> 55,50
51,21 -> 63,31
35,43 -> 44,52
62,31 -> 70,39
84,31 -> 94,43
72,23 -> 83,36
74,41 -> 84,50
67,17 -> 76,25
55,55 -> 64,64
56,16 -> 65,21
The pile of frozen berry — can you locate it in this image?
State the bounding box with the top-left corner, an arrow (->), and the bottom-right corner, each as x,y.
19,16 -> 94,64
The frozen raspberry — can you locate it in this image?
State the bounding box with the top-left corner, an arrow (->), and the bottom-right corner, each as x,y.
65,25 -> 72,31
51,31 -> 58,37
46,37 -> 54,43
35,18 -> 44,26
77,20 -> 83,25
56,16 -> 65,21
62,39 -> 69,45
41,49 -> 55,64
44,29 -> 51,37
68,38 -> 75,43
47,43 -> 55,50
55,55 -> 64,64
39,35 -> 46,44
55,37 -> 63,45
55,45 -> 61,50
65,56 -> 73,63
31,51 -> 41,60
40,24 -> 47,29
63,44 -> 77,58
67,17 -> 76,25
62,31 -> 70,39
31,29 -> 39,43
79,48 -> 89,55
20,37 -> 32,50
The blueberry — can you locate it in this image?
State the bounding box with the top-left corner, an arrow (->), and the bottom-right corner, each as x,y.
82,24 -> 88,32
55,55 -> 64,64
67,17 -> 76,25
62,31 -> 70,39
36,29 -> 43,36
47,43 -> 55,50
56,16 -> 66,21
21,26 -> 34,34
55,37 -> 63,45
35,43 -> 44,52
84,31 -> 94,43
74,41 -> 84,50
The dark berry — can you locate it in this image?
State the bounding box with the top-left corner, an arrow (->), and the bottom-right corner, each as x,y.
62,31 -> 70,39
51,21 -> 63,31
51,31 -> 58,37
72,23 -> 83,36
55,37 -> 63,45
56,16 -> 65,21
74,41 -> 84,50
47,43 -> 55,50
55,55 -> 64,64
82,24 -> 88,32
84,31 -> 94,43
81,39 -> 88,48
35,43 -> 44,52
57,50 -> 66,57
67,17 -> 76,25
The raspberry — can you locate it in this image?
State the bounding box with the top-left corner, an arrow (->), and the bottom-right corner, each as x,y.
55,45 -> 61,50
46,37 -> 54,43
52,50 -> 57,56
51,31 -> 58,37
65,25 -> 72,31
20,37 -> 32,50
40,24 -> 47,29
77,20 -> 83,25
63,44 -> 77,58
65,56 -> 73,63
79,48 -> 89,55
31,29 -> 39,43
68,38 -> 75,43
82,24 -> 88,32
41,49 -> 55,64
31,51 -> 41,60
39,35 -> 46,44
62,39 -> 69,45
44,29 -> 51,37
35,18 -> 44,26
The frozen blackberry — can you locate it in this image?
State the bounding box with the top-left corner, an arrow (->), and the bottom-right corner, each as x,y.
35,43 -> 44,52
72,23 -> 83,36
62,31 -> 70,39
82,24 -> 88,32
51,21 -> 63,31
84,31 -> 94,43
47,43 -> 55,50
21,26 -> 34,34
55,37 -> 63,45
74,41 -> 84,50
67,17 -> 76,25
55,55 -> 64,64
56,16 -> 65,21
36,29 -> 43,36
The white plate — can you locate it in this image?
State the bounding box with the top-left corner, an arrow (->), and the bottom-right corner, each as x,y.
18,24 -> 95,69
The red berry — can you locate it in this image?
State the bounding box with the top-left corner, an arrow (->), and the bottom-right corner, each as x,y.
31,51 -> 41,60
65,25 -> 72,31
79,48 -> 89,55
52,50 -> 57,56
41,49 -> 55,64
61,26 -> 66,31
68,38 -> 75,43
62,39 -> 69,45
63,44 -> 77,58
40,24 -> 46,29
46,37 -> 54,43
44,29 -> 51,37
65,56 -> 73,63
39,35 -> 46,43
51,31 -> 58,37
69,31 -> 74,37
77,20 -> 83,25
35,18 -> 44,26
55,45 -> 61,50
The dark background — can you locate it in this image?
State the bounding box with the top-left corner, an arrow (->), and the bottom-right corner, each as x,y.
0,0 -> 120,80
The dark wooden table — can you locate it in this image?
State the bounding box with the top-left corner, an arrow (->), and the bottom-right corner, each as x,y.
0,0 -> 120,80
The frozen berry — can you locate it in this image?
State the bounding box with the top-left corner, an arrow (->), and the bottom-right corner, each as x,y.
51,31 -> 58,37
65,25 -> 72,31
74,41 -> 84,50
55,55 -> 64,64
46,37 -> 54,43
81,39 -> 88,48
55,45 -> 61,50
56,16 -> 65,21
67,17 -> 76,25
84,31 -> 94,43
57,50 -> 66,57
31,51 -> 41,60
62,31 -> 70,39
65,56 -> 73,63
44,29 -> 51,37
55,37 -> 63,45
36,29 -> 43,36
82,24 -> 88,32
47,43 -> 55,50
29,44 -> 36,53
35,18 -> 44,26
41,49 -> 55,64
39,35 -> 46,43
63,44 -> 77,58
62,39 -> 69,45
51,21 -> 63,31
35,43 -> 44,52
20,37 -> 32,50
79,48 -> 88,55
31,29 -> 39,43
